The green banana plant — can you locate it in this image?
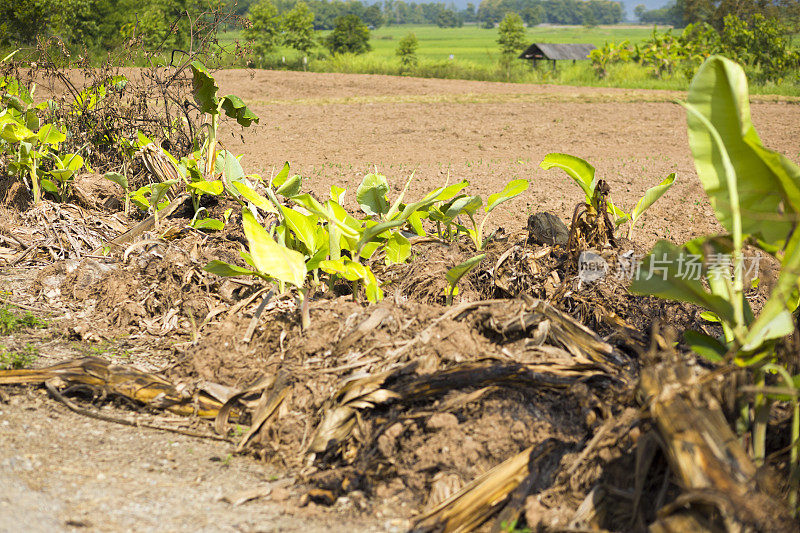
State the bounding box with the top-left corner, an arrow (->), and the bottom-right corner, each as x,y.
189,61 -> 259,180
540,152 -> 675,240
630,56 -> 800,473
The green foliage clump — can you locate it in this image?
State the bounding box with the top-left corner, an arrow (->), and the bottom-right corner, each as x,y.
717,14 -> 799,83
0,0 -> 221,53
435,9 -> 463,28
325,14 -> 371,55
396,32 -> 419,69
0,343 -> 39,370
0,306 -> 47,335
591,15 -> 799,84
0,0 -> 56,45
497,11 -> 527,78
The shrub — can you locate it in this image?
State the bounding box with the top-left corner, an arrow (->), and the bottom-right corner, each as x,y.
396,32 -> 419,69
325,14 -> 371,55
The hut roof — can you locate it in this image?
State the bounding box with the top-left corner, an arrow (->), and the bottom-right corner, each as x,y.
518,43 -> 597,61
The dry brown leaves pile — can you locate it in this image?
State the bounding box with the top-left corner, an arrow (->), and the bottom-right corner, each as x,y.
0,195 -> 795,532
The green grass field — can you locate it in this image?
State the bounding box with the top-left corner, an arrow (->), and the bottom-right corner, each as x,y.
368,24 -> 658,65
220,24 -> 660,66
219,24 -> 799,96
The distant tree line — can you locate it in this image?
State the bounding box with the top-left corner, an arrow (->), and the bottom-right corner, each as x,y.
474,0 -> 622,27
250,0 -> 623,29
0,0 -> 625,54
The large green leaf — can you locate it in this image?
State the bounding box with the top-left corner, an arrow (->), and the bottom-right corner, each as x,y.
149,180 -> 178,211
190,61 -> 219,114
40,179 -> 58,195
356,173 -> 390,217
37,123 -> 66,146
192,218 -> 225,231
218,150 -> 246,185
446,254 -> 485,288
629,239 -> 736,325
306,244 -> 330,272
407,211 -> 426,236
188,180 -> 224,196
220,94 -> 259,127
271,162 -> 290,189
486,179 -> 529,213
319,258 -> 365,281
204,260 -> 259,277
540,153 -> 595,202
103,172 -> 128,191
281,205 -> 321,254
385,232 -> 411,265
0,114 -> 34,142
444,195 -> 482,222
631,173 -> 676,222
292,194 -> 361,239
434,180 -> 470,202
359,241 -> 382,260
684,330 -> 727,363
318,258 -> 383,302
233,182 -> 278,214
242,210 -> 306,287
742,228 -> 800,351
330,185 -> 346,203
49,153 -> 85,182
685,56 -> 800,247
276,175 -> 302,197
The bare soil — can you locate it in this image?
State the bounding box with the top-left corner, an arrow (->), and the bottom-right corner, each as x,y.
2,69 -> 799,532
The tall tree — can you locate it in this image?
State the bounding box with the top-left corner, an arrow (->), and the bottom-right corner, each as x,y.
497,12 -> 526,57
283,1 -> 316,55
325,14 -> 371,55
245,0 -> 282,56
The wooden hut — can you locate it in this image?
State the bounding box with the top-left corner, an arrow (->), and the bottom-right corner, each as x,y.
518,43 -> 597,70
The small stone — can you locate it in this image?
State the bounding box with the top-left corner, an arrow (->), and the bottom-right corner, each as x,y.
528,212 -> 569,246
426,413 -> 458,431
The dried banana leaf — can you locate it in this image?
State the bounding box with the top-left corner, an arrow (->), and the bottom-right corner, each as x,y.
307,369 -> 401,454
98,192 -> 191,253
308,359 -> 609,457
235,370 -> 291,452
640,331 -> 794,532
413,439 -> 567,533
0,357 -> 238,419
486,299 -> 626,370
392,360 -> 608,399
